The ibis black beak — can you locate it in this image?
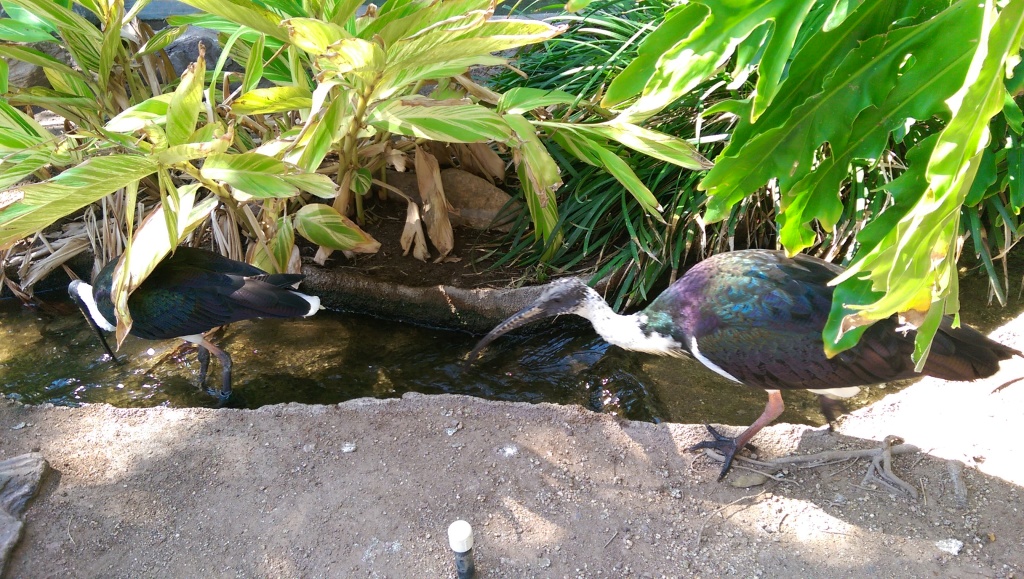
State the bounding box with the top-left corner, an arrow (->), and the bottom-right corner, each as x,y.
68,280 -> 119,362
466,303 -> 546,363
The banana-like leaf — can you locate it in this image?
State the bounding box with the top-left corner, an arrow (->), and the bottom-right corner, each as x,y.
549,128 -> 664,220
0,155 -> 159,249
155,126 -> 233,165
375,0 -> 492,45
110,186 -> 217,341
176,0 -> 289,41
497,87 -> 578,115
136,25 -> 187,56
0,44 -> 78,77
294,86 -> 352,170
0,99 -> 53,151
166,48 -> 206,147
505,113 -> 561,248
250,215 -> 295,274
541,120 -> 713,171
201,152 -> 337,199
4,0 -> 102,72
284,17 -> 351,55
241,34 -> 266,93
368,97 -> 512,143
376,55 -> 506,100
314,37 -> 385,78
293,203 -> 380,252
104,94 -> 173,133
0,18 -> 57,42
387,18 -> 565,71
232,86 -> 313,114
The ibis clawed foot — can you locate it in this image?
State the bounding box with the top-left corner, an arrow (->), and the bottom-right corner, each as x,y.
469,250 -> 1021,480
69,246 -> 321,402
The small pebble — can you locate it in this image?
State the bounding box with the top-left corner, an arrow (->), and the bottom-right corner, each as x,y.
935,538 -> 964,555
341,442 -> 357,453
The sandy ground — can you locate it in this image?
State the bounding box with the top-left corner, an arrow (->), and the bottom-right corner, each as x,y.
2,315 -> 1024,578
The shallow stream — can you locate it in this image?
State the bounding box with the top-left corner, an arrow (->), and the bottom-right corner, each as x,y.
0,295 -> 864,426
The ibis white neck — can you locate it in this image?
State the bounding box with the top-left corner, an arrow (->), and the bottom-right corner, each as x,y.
575,297 -> 683,356
72,281 -> 116,331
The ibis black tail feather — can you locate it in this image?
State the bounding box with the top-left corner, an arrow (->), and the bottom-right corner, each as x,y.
923,320 -> 1021,382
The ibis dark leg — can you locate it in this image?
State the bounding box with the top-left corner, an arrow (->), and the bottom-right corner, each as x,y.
183,335 -> 233,403
197,345 -> 211,386
689,389 -> 785,480
817,395 -> 846,431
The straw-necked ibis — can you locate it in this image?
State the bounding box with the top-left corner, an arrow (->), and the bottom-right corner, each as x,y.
69,246 -> 321,402
469,250 -> 1020,479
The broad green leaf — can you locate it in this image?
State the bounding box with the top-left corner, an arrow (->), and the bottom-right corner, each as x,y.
201,152 -> 337,199
105,94 -> 173,133
0,155 -> 159,249
0,18 -> 56,42
166,49 -> 206,147
497,88 -> 578,115
0,44 -> 78,77
251,216 -> 295,274
376,55 -> 506,100
376,1 -> 491,45
284,17 -> 351,55
97,1 -> 122,94
176,0 -> 289,41
826,0 -> 1024,360
294,87 -> 352,170
603,3 -> 707,108
314,37 -> 385,75
621,0 -> 818,123
701,0 -> 982,228
154,126 -> 233,165
0,99 -> 53,150
368,97 -> 512,143
111,187 -> 216,337
293,203 -> 380,252
232,86 -> 313,114
135,25 -> 186,57
241,34 -> 265,93
386,18 -> 565,72
4,0 -> 102,71
42,68 -> 95,99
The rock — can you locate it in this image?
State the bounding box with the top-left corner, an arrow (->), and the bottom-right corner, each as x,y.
5,42 -> 74,90
0,453 -> 50,577
729,472 -> 769,488
385,168 -> 520,231
165,26 -> 233,76
935,538 -> 964,555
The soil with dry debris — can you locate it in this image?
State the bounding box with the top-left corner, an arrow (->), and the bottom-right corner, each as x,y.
2,307 -> 1024,578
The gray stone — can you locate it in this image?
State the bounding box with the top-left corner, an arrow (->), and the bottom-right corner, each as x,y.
0,452 -> 49,577
5,42 -> 74,90
166,26 -> 231,76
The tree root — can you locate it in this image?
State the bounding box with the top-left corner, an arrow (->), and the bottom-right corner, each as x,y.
699,436 -> 922,498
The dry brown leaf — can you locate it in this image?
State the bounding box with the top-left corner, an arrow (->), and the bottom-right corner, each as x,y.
414,145 -> 454,261
400,200 -> 430,262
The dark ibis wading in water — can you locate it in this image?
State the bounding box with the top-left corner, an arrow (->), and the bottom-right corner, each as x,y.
69,246 -> 321,403
469,249 -> 1020,479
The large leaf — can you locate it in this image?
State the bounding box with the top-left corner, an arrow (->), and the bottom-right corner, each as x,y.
284,17 -> 352,55
701,0 -> 983,231
3,0 -> 102,72
540,120 -> 713,171
293,203 -> 380,252
504,113 -> 561,249
828,0 -> 1024,364
166,47 -> 206,147
0,155 -> 159,249
201,152 -> 337,199
368,97 -> 512,143
231,86 -> 313,114
176,0 -> 289,41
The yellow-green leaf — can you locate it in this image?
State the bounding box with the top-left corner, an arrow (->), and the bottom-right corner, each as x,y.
294,203 -> 380,252
232,86 -> 313,114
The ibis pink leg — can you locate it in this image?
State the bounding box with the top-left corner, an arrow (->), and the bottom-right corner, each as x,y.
689,389 -> 785,480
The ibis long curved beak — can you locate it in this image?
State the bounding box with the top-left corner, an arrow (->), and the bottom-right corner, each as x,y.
68,280 -> 119,362
466,302 -> 556,363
